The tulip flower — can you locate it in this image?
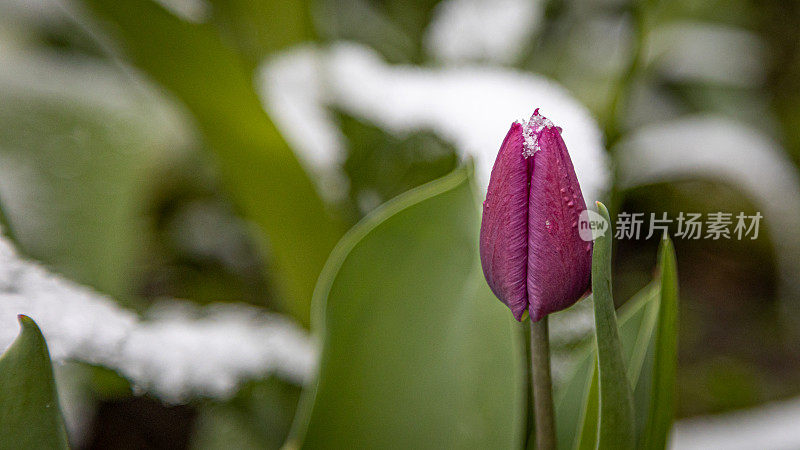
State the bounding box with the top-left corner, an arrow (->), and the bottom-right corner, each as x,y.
479,109 -> 592,322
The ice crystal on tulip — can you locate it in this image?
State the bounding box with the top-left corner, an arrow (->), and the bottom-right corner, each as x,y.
480,109 -> 592,321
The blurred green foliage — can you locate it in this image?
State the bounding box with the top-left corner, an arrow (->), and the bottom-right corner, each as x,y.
192,377 -> 301,450
336,110 -> 459,218
81,0 -> 345,324
208,0 -> 316,67
316,0 -> 441,63
0,84 -> 166,300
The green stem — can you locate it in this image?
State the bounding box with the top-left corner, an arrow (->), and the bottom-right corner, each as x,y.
530,316 -> 556,450
523,320 -> 534,449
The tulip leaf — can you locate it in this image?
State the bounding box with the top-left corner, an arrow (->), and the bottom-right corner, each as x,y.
573,360 -> 598,450
0,315 -> 69,450
290,165 -> 526,449
554,335 -> 595,450
590,202 -> 635,449
560,284 -> 659,450
556,235 -> 679,450
642,236 -> 679,450
79,0 -> 345,325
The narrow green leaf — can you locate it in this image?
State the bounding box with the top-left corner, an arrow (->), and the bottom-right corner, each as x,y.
79,0 -> 345,325
290,165 -> 525,449
0,316 -> 69,450
554,335 -> 595,450
642,236 -> 679,450
560,284 -> 659,450
622,285 -> 660,444
574,359 -> 598,450
591,202 -> 635,449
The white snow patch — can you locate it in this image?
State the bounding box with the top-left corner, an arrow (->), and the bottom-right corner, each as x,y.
260,43 -> 610,204
521,109 -> 557,158
258,46 -> 347,174
0,234 -> 315,402
671,396 -> 800,450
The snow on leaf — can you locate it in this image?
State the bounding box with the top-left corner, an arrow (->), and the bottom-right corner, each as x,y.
0,233 -> 315,403
260,43 -> 610,204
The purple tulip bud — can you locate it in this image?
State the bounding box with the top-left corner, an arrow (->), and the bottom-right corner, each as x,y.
480,109 -> 592,322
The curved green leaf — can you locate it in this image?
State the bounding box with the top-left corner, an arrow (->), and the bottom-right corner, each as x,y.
591,202 -> 635,449
642,236 -> 679,450
291,165 -> 525,449
574,359 -> 597,450
554,332 -> 594,450
561,284 -> 659,450
0,316 -> 69,450
556,236 -> 678,450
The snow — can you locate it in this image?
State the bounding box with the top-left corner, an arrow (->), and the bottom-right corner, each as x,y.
259,45 -> 350,202
260,43 -> 610,204
671,396 -> 800,450
0,233 -> 315,403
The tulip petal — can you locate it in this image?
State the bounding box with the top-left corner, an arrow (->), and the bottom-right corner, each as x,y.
480,122 -> 530,320
527,126 -> 592,321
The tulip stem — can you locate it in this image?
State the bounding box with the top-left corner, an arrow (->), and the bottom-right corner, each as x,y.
530,316 -> 556,450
